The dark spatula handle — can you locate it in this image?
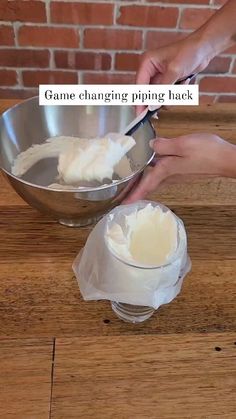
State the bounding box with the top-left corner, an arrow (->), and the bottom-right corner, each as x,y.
147,73 -> 196,116
125,74 -> 197,136
175,74 -> 196,84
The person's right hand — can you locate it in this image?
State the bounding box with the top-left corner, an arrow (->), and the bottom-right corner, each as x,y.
137,35 -> 212,85
136,35 -> 213,111
123,133 -> 236,204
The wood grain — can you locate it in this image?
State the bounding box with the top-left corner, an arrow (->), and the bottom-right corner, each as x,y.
1,101 -> 236,419
0,205 -> 235,263
150,177 -> 236,206
157,104 -> 236,131
0,173 -> 26,206
51,334 -> 236,419
0,338 -> 53,419
1,259 -> 236,338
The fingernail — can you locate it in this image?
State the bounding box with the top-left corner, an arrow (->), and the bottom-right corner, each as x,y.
149,139 -> 156,147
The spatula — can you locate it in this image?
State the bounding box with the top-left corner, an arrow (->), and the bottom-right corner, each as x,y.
122,74 -> 196,137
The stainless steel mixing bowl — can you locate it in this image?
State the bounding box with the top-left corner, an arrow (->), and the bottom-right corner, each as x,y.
0,96 -> 155,226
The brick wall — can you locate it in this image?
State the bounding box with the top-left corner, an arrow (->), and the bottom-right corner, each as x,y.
0,0 -> 235,103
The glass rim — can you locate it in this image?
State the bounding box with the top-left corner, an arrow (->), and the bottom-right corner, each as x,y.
104,205 -> 187,270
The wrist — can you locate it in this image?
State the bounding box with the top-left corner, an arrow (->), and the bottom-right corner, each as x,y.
188,30 -> 219,63
189,10 -> 235,59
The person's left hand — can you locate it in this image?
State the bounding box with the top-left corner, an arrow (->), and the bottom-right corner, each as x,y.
123,133 -> 236,204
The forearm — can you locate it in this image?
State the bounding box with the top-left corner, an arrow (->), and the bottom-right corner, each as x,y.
190,0 -> 236,61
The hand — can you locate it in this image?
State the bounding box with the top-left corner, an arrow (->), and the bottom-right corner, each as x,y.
136,35 -> 212,113
124,133 -> 236,204
137,35 -> 212,85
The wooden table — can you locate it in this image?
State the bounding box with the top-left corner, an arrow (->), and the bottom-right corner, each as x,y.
0,101 -> 236,419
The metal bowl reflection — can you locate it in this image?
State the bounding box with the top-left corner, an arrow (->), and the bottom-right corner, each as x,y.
0,97 -> 155,226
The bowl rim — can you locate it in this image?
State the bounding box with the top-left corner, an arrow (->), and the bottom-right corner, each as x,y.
1,96 -> 156,193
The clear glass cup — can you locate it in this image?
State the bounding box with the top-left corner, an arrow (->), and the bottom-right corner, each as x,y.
111,302 -> 155,323
110,271 -> 187,323
104,203 -> 190,324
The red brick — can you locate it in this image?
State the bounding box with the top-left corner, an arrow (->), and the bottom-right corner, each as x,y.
217,95 -> 236,103
0,25 -> 15,46
22,71 -> 78,87
202,56 -> 231,74
84,29 -> 142,50
199,94 -> 216,104
145,30 -> 186,49
115,53 -> 141,71
18,26 -> 79,48
200,76 -> 236,93
51,2 -> 113,25
225,45 -> 236,54
0,69 -> 17,86
0,1 -> 46,23
54,51 -> 111,71
83,73 -> 135,84
0,88 -> 38,99
180,8 -> 215,30
0,49 -> 49,68
117,5 -> 179,28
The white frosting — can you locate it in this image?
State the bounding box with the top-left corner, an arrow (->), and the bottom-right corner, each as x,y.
106,204 -> 178,266
12,136 -> 73,177
11,134 -> 135,186
58,133 -> 135,184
